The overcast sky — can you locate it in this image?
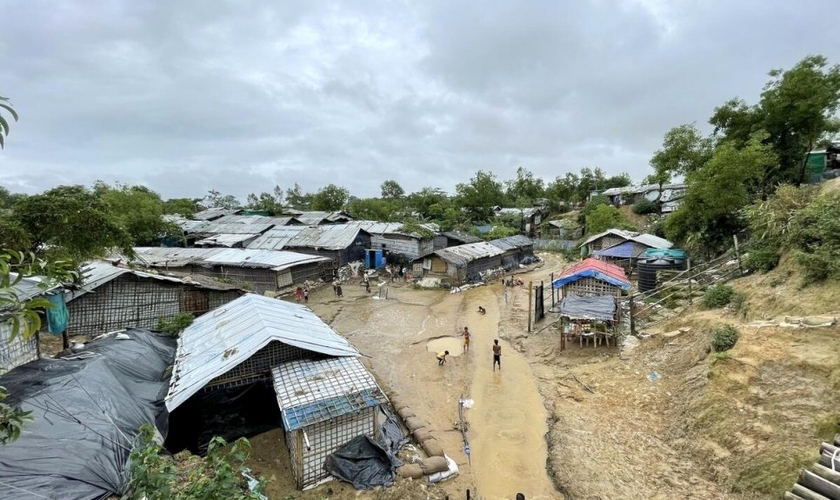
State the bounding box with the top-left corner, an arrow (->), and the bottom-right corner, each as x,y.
1,1 -> 838,201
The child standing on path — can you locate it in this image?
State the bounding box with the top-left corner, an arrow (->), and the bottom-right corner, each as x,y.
493,339 -> 501,371
303,287 -> 309,303
460,326 -> 471,354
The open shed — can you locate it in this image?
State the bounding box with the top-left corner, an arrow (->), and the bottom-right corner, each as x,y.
272,357 -> 386,489
164,293 -> 380,484
552,258 -> 631,298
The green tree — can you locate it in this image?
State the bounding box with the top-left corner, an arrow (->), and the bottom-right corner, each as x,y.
311,184 -> 350,211
285,183 -> 313,210
347,197 -> 401,221
201,190 -> 240,210
649,124 -> 715,184
710,55 -> 840,188
406,187 -> 450,218
455,170 -> 506,221
11,185 -> 134,261
1,250 -> 78,444
0,96 -> 19,149
0,187 -> 27,210
245,185 -> 285,214
545,172 -> 580,205
162,198 -> 200,217
94,182 -> 176,246
380,180 -> 405,199
505,166 -> 545,207
665,135 -> 777,253
585,204 -> 632,235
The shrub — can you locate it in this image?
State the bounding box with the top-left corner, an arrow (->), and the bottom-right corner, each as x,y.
711,324 -> 739,352
730,291 -> 748,318
702,284 -> 735,308
126,424 -> 265,500
157,313 -> 194,336
632,198 -> 658,215
743,245 -> 780,273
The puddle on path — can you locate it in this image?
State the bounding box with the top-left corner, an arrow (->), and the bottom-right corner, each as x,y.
463,288 -> 560,500
426,337 -> 463,357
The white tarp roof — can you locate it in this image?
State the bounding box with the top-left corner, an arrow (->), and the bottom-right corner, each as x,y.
165,293 -> 359,411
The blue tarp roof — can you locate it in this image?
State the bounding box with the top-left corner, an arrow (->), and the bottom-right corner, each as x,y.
552,269 -> 631,290
594,241 -> 636,259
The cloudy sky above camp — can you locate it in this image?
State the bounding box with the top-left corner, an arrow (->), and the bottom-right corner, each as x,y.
1,0 -> 838,201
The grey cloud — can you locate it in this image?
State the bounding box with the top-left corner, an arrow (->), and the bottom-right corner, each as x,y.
1,0 -> 839,201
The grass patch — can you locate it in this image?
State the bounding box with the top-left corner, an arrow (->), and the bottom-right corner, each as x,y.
731,449 -> 814,497
815,412 -> 840,440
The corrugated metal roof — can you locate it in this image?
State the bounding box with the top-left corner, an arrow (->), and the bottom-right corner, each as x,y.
66,260 -> 236,301
131,247 -> 226,267
193,208 -> 238,221
165,294 -> 360,411
433,241 -> 506,266
272,357 -> 385,431
356,221 -> 439,237
203,249 -> 330,270
187,222 -> 275,235
294,211 -> 333,225
601,183 -> 687,197
495,207 -> 539,217
580,229 -> 672,250
246,226 -> 307,250
439,231 -> 482,244
488,235 -> 533,251
212,215 -> 295,226
194,233 -> 261,247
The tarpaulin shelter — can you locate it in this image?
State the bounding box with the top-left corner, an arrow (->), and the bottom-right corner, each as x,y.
0,329 -> 175,500
552,258 -> 631,298
558,295 -> 618,321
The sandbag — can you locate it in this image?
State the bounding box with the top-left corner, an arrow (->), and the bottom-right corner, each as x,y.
397,464 -> 424,479
404,416 -> 426,432
398,407 -> 416,419
429,454 -> 459,484
412,427 -> 433,443
422,438 -> 445,457
420,456 -> 449,475
390,397 -> 408,412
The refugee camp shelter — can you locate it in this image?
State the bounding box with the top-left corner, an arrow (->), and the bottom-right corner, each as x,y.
188,221 -> 276,248
415,241 -> 505,283
600,183 -> 687,213
164,293 -> 374,474
248,224 -> 371,267
64,261 -> 243,338
547,219 -> 583,240
488,235 -> 535,268
552,258 -> 631,298
128,247 -> 226,273
493,206 -> 547,238
580,229 -> 672,255
0,274 -> 63,372
272,357 -> 387,489
360,221 -> 439,261
433,231 -> 482,250
293,211 -> 354,225
199,249 -> 332,294
0,329 -> 175,500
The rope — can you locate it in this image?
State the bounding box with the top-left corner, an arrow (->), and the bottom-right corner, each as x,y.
0,479 -> 53,499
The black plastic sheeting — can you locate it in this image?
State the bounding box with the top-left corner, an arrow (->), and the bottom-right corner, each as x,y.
323,408 -> 407,490
324,435 -> 401,490
0,329 -> 176,500
558,295 -> 617,321
166,379 -> 282,455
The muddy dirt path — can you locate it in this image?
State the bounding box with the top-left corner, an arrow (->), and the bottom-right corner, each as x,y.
461,286 -> 561,500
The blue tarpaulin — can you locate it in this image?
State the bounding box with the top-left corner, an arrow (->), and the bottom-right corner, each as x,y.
593,241 -> 636,259
552,269 -> 631,290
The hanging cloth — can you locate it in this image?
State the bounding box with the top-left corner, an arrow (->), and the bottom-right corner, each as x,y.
46,293 -> 70,335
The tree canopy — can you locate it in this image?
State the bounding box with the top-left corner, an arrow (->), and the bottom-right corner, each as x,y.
0,96 -> 19,150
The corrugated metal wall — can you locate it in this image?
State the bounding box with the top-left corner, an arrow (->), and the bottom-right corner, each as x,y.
370,234 -> 433,260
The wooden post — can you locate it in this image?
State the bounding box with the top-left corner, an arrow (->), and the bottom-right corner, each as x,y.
629,294 -> 636,335
550,272 -> 555,305
687,258 -> 693,304
61,330 -> 70,351
372,407 -> 379,440
733,235 -> 743,275
295,430 -> 304,489
527,281 -> 533,333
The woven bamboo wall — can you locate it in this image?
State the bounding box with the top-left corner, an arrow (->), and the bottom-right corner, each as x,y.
561,277 -> 622,297
0,322 -> 38,373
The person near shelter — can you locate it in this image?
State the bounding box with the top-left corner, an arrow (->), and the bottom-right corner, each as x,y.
493,339 -> 502,371
516,494 -> 525,500
460,326 -> 471,353
437,350 -> 449,365
295,286 -> 303,302
336,284 -> 343,297
303,287 -> 309,303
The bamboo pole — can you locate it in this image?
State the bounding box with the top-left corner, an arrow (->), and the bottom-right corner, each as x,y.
527,281 -> 533,333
